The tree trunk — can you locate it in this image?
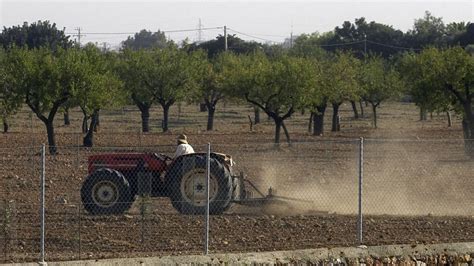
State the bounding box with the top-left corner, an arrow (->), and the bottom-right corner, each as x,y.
64,108 -> 70,126
247,115 -> 253,131
83,110 -> 99,147
140,106 -> 150,133
350,100 -> 359,119
207,105 -> 215,131
420,106 -> 427,121
45,120 -> 57,154
462,118 -> 469,138
94,110 -> 100,132
313,112 -> 324,135
199,103 -> 207,112
447,111 -> 452,127
26,98 -> 66,155
282,121 -> 291,144
254,106 -> 260,124
308,113 -> 313,133
82,115 -> 88,134
331,103 -> 341,132
359,100 -> 365,118
2,119 -> 8,133
313,103 -> 327,136
274,119 -> 282,145
462,103 -> 474,157
162,104 -> 170,132
372,103 -> 378,128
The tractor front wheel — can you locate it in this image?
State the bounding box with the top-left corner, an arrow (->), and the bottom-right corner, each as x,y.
81,168 -> 134,215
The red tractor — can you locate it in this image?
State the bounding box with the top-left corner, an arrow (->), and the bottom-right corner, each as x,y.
81,152 -> 275,215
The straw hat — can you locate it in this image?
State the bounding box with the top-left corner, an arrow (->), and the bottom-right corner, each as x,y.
177,134 -> 188,144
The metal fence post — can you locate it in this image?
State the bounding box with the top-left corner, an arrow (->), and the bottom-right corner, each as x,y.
76,133 -> 80,169
78,205 -> 81,260
357,137 -> 364,245
205,143 -> 210,255
39,144 -> 46,265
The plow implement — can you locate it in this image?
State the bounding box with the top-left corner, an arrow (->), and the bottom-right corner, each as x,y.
232,173 -> 314,207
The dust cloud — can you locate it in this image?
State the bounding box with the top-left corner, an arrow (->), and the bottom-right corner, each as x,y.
233,140 -> 474,217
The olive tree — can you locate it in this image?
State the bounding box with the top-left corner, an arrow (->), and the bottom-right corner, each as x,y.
300,57 -> 327,136
399,51 -> 452,123
122,45 -> 196,132
406,47 -> 474,157
117,49 -> 155,132
9,47 -> 76,154
436,48 -> 474,156
0,49 -> 22,133
73,45 -> 123,147
193,51 -> 238,131
326,52 -> 361,132
230,52 -> 314,144
360,56 -> 403,128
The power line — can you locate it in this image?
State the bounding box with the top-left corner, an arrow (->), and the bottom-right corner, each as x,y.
315,40 -> 365,47
367,40 -> 422,51
64,26 -> 424,52
65,26 -> 223,35
227,28 -> 277,43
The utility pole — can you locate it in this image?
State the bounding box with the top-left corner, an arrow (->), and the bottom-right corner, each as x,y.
198,18 -> 203,43
364,33 -> 367,60
224,25 -> 228,51
101,42 -> 108,52
290,22 -> 294,48
74,27 -> 84,47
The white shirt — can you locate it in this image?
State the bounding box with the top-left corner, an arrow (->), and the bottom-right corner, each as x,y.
174,143 -> 195,158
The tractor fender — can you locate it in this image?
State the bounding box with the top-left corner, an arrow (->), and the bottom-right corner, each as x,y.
164,153 -> 230,187
163,154 -> 196,195
83,168 -> 134,195
85,168 -> 131,188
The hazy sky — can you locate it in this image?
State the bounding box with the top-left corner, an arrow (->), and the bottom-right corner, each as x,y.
1,0 -> 472,49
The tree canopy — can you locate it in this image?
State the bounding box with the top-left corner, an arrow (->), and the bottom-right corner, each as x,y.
121,29 -> 169,50
187,34 -> 263,58
0,48 -> 22,133
0,20 -> 72,50
230,52 -> 315,144
360,56 -> 403,128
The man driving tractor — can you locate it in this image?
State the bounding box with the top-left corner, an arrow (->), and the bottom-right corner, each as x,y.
174,134 -> 194,158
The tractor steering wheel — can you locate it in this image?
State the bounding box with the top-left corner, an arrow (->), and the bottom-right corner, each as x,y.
162,154 -> 173,162
153,153 -> 173,162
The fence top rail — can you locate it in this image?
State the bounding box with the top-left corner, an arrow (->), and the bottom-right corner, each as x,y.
0,145 -> 43,151
364,138 -> 467,143
1,138 -> 470,151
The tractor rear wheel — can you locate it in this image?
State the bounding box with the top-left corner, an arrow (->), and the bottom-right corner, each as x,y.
81,168 -> 134,215
169,155 -> 232,215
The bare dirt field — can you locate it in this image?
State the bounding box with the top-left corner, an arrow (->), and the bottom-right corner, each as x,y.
1,101 -> 473,262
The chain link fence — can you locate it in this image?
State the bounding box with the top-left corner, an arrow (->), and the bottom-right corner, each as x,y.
0,146 -> 42,263
1,139 -> 474,263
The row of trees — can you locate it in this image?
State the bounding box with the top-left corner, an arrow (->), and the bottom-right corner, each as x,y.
292,12 -> 474,59
400,47 -> 474,155
0,45 -> 122,153
0,42 -> 404,151
0,19 -> 473,157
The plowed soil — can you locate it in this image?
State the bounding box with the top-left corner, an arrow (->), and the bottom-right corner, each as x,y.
1,102 -> 473,262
